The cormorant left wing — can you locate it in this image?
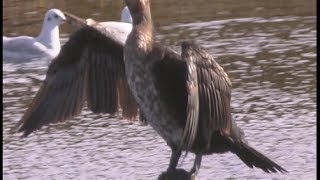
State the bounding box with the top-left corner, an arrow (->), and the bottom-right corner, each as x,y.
152,41 -> 232,150
181,41 -> 233,150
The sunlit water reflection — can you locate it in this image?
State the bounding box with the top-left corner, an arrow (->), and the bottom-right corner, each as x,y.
3,1 -> 316,180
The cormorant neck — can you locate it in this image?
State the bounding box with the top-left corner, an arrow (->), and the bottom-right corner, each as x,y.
132,4 -> 153,34
131,3 -> 154,51
134,17 -> 154,38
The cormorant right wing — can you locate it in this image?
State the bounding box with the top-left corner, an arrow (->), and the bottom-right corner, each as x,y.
17,25 -> 139,137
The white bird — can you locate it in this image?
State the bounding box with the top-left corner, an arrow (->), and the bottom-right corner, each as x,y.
65,6 -> 132,44
3,9 -> 66,62
83,6 -> 132,27
120,6 -> 132,23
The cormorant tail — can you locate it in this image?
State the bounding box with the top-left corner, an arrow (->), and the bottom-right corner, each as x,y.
232,142 -> 288,173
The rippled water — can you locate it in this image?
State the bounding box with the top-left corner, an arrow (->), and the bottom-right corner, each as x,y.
3,0 -> 316,179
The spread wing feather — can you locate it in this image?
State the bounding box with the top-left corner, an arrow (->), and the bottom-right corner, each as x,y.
17,25 -> 139,137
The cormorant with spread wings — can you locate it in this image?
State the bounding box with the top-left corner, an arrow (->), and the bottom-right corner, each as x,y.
18,0 -> 287,177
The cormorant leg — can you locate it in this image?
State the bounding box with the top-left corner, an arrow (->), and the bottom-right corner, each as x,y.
190,153 -> 202,175
167,148 -> 182,171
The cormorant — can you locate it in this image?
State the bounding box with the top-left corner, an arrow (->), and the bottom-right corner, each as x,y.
18,0 -> 287,177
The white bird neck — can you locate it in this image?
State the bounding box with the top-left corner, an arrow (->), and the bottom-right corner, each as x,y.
37,19 -> 61,50
121,6 -> 133,23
